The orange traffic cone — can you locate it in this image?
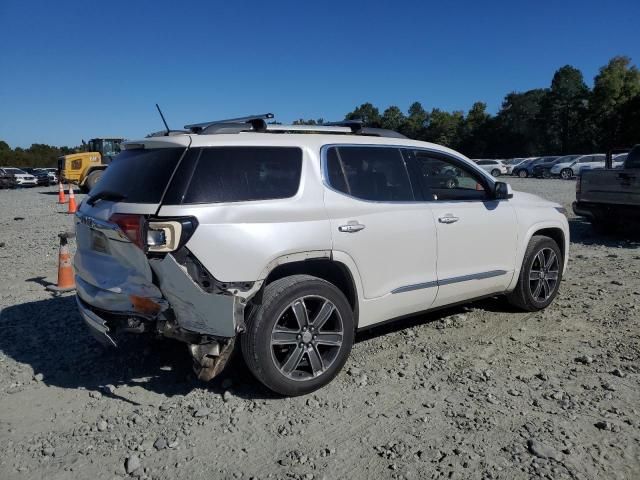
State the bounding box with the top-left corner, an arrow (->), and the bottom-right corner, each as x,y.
68,185 -> 77,214
58,181 -> 67,204
46,232 -> 76,293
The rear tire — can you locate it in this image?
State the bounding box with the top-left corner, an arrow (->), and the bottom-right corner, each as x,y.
507,235 -> 563,311
84,170 -> 103,192
491,169 -> 500,177
241,275 -> 354,396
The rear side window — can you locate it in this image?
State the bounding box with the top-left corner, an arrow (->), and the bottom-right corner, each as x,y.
88,147 -> 185,204
168,147 -> 302,204
325,146 -> 414,201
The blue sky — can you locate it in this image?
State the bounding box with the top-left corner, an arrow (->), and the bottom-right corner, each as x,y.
1,0 -> 639,148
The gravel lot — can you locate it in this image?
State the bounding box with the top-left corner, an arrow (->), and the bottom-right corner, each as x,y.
1,180 -> 639,480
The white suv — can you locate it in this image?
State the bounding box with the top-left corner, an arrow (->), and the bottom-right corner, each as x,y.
550,154 -> 605,179
474,159 -> 508,176
74,116 -> 569,396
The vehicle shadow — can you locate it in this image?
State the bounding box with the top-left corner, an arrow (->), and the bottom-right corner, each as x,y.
0,295 -> 274,402
356,296 -> 516,343
569,217 -> 640,248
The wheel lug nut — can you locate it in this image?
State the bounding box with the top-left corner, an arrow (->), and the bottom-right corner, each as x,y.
297,334 -> 301,340
298,343 -> 303,348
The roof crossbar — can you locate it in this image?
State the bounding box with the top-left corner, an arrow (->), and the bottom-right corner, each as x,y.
322,119 -> 407,138
184,113 -> 274,133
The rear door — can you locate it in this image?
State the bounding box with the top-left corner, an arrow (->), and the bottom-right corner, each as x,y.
322,145 -> 438,311
406,149 -> 517,308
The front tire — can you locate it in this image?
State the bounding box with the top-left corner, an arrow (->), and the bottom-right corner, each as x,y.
241,275 -> 354,396
518,169 -> 528,178
507,235 -> 562,311
560,168 -> 573,180
84,170 -> 103,192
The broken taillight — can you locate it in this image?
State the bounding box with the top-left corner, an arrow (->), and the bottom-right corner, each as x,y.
110,213 -> 146,249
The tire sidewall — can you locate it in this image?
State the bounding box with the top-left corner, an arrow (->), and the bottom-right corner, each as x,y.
245,279 -> 354,396
521,238 -> 563,309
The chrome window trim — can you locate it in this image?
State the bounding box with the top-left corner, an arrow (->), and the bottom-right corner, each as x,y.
391,269 -> 510,294
320,144 -> 495,205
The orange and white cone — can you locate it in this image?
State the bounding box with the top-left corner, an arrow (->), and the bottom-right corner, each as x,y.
67,185 -> 77,214
46,233 -> 76,293
58,181 -> 67,204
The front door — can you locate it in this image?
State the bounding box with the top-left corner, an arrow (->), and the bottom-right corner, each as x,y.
407,149 -> 518,308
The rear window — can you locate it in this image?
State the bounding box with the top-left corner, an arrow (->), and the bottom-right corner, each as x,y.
89,147 -> 185,204
165,147 -> 302,205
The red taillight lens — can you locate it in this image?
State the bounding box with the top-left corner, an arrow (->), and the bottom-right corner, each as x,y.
110,213 -> 145,249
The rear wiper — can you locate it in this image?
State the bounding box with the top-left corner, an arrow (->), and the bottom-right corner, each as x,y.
86,190 -> 127,206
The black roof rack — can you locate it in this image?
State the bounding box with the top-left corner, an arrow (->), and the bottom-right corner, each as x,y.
177,113 -> 406,139
185,113 -> 274,134
322,119 -> 407,138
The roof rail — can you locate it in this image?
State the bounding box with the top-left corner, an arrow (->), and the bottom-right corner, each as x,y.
322,119 -> 407,138
180,113 -> 407,138
184,113 -> 274,134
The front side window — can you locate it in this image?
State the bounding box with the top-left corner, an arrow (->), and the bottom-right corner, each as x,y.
325,146 -> 414,201
410,151 -> 489,201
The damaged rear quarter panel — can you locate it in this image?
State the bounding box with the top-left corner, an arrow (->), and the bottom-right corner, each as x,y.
150,254 -> 237,338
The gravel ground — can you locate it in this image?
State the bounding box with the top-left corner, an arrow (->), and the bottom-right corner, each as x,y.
0,180 -> 639,480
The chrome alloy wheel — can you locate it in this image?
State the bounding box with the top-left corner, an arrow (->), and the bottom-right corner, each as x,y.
528,248 -> 560,302
270,295 -> 344,381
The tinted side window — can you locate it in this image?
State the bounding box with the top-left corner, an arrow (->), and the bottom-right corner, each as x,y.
410,151 -> 489,201
325,146 -> 414,201
175,147 -> 302,204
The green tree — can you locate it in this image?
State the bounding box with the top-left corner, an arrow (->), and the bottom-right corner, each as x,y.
402,102 -> 429,139
540,65 -> 590,153
591,56 -> 640,148
380,105 -> 406,132
345,103 -> 381,127
459,101 -> 491,157
425,109 -> 464,148
492,89 -> 548,156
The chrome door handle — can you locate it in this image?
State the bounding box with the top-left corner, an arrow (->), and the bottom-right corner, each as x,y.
438,215 -> 459,224
338,223 -> 366,233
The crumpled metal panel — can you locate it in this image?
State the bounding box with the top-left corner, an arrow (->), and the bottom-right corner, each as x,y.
150,254 -> 236,338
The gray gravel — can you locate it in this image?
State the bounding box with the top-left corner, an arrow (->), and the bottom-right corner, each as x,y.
1,180 -> 639,480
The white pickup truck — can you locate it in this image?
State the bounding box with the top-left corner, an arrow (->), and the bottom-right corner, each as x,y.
573,145 -> 640,232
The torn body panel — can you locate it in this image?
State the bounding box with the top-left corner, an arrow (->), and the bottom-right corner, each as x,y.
150,253 -> 239,338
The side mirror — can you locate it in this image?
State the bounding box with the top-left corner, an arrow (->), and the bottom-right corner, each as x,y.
494,181 -> 513,199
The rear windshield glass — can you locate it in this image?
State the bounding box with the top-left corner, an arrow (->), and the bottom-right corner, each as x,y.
165,147 -> 302,204
89,147 -> 185,204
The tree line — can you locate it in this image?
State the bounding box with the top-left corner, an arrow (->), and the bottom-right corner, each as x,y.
2,55 -> 638,167
294,56 -> 640,159
0,141 -> 76,168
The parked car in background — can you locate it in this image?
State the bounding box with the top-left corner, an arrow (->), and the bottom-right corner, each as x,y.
0,171 -> 18,189
475,159 -> 508,176
531,156 -> 560,178
23,168 -> 53,186
73,115 -> 569,396
37,167 -> 58,184
550,154 -> 605,179
512,157 -> 541,178
574,146 -> 640,232
0,167 -> 37,187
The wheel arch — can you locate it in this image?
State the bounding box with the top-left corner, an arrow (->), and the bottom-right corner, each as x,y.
508,222 -> 569,291
252,254 -> 362,329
